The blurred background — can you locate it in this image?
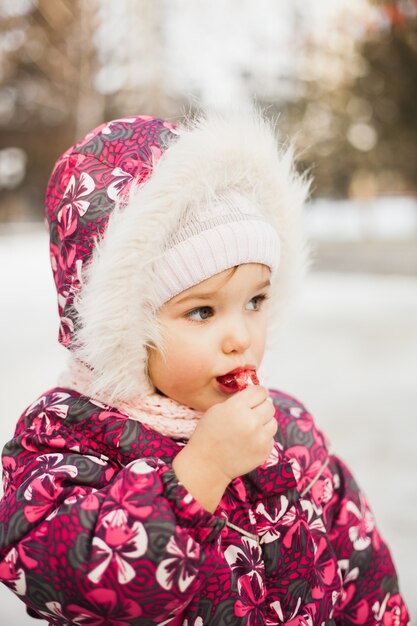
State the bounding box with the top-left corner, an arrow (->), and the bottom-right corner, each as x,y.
0,0 -> 416,623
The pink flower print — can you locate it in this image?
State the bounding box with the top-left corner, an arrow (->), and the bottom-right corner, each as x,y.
157,598 -> 196,626
286,446 -> 326,508
79,489 -> 101,511
156,533 -> 200,593
255,495 -> 290,544
320,476 -> 334,505
107,167 -> 134,200
182,618 -> 204,626
337,583 -> 369,624
338,559 -> 359,584
299,499 -> 327,535
26,392 -> 70,434
59,171 -> 95,222
234,572 -> 266,626
38,601 -> 72,625
17,537 -> 39,570
57,236 -> 77,271
268,598 -> 318,626
288,456 -> 302,483
56,171 -> 95,269
57,203 -> 78,240
224,537 -> 264,585
384,593 -> 409,626
289,405 -> 313,433
0,547 -> 26,595
2,455 -> 16,493
23,454 -> 78,522
346,496 -> 375,551
310,535 -> 337,599
22,476 -> 59,523
279,503 -> 309,551
260,441 -> 280,468
27,453 -> 78,483
372,593 -> 391,626
108,472 -> 153,520
59,316 -> 74,347
68,588 -> 142,625
88,509 -> 148,584
373,592 -> 408,626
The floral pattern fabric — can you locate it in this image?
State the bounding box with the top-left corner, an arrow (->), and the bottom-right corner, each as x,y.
44,116 -> 178,350
0,388 -> 409,625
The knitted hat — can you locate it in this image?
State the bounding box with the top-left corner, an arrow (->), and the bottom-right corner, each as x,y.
154,190 -> 280,307
45,110 -> 310,401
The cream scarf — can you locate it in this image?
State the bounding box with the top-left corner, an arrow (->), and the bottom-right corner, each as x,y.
58,358 -> 204,440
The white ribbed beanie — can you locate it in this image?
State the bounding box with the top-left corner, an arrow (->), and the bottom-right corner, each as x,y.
153,190 -> 280,307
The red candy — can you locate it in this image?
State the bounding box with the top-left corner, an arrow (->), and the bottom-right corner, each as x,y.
217,369 -> 259,391
234,369 -> 259,390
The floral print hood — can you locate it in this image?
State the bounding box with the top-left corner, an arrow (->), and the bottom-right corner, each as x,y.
45,111 -> 310,401
45,115 -> 177,352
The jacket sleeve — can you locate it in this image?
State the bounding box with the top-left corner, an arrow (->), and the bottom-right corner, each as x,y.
324,455 -> 410,626
0,434 -> 225,624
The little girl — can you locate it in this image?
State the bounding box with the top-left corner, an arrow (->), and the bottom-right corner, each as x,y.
0,111 -> 409,625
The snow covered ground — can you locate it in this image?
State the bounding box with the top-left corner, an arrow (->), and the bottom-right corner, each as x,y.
0,227 -> 416,624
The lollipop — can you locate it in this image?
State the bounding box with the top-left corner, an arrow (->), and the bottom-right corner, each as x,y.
233,369 -> 260,390
217,369 -> 259,392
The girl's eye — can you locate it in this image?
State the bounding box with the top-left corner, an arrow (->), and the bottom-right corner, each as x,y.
185,306 -> 214,322
247,294 -> 268,310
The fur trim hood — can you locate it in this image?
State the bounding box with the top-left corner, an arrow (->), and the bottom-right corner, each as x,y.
45,110 -> 310,401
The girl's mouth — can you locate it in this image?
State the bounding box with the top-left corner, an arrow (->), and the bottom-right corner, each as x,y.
216,369 -> 259,394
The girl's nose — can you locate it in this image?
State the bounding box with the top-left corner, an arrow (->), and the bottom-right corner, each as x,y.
222,318 -> 251,354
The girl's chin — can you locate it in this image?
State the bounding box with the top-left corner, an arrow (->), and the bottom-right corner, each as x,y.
155,384 -> 226,412
186,392 -> 223,413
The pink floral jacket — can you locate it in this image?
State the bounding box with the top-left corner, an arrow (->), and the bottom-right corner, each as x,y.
0,387 -> 409,626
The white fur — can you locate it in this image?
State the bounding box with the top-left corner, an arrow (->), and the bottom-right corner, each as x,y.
74,109 -> 311,401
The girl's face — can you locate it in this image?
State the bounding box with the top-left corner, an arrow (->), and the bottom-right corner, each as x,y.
147,263 -> 271,412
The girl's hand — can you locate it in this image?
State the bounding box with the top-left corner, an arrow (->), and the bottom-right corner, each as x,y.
172,386 -> 277,512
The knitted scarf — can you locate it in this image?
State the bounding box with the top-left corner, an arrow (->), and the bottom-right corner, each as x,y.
58,358 -> 204,440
